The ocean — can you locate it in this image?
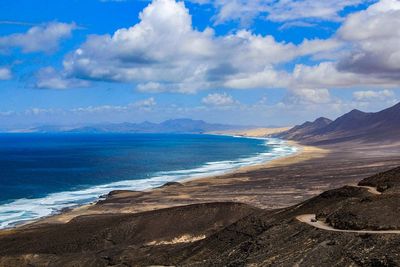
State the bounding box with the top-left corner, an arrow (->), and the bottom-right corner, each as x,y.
0,133 -> 297,229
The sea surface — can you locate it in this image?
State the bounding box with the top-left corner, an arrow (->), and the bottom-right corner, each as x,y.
0,133 -> 297,229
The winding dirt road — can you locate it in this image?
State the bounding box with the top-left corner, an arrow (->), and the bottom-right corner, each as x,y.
296,214 -> 400,234
296,185 -> 400,234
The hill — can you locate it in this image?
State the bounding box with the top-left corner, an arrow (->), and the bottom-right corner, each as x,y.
277,117 -> 332,140
278,102 -> 400,144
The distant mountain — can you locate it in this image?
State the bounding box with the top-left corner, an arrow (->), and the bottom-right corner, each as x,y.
27,119 -> 247,134
278,102 -> 400,144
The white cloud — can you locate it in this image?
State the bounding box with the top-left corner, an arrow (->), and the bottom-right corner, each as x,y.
34,0 -> 400,93
55,0 -> 340,92
137,82 -> 166,93
337,0 -> 400,78
278,21 -> 317,30
265,0 -> 367,23
132,97 -> 157,108
0,22 -> 76,53
353,89 -> 395,101
0,111 -> 15,116
0,67 -> 12,80
189,0 -> 369,26
62,0 -> 217,92
24,108 -> 57,116
36,67 -> 89,89
284,88 -> 333,105
223,65 -> 289,89
202,92 -> 237,106
71,98 -> 157,113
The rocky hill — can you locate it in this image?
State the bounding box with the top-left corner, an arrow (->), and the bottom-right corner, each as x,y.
277,117 -> 332,140
278,102 -> 400,145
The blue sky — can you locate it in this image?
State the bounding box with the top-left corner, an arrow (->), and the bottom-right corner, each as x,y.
0,0 -> 399,128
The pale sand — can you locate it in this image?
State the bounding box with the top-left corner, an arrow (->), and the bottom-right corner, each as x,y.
237,141 -> 328,171
25,133 -> 327,227
209,127 -> 291,137
146,234 -> 207,246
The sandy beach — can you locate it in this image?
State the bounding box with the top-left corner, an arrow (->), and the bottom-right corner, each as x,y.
209,127 -> 292,137
8,133 -> 312,227
18,130 -> 400,228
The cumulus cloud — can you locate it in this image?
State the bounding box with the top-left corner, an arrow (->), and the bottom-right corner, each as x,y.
193,0 -> 400,90
0,22 -> 76,54
0,67 -> 12,80
284,88 -> 333,105
54,0 -> 340,92
36,67 -> 89,89
24,108 -> 58,116
71,98 -> 157,113
283,0 -> 400,90
132,97 -> 157,109
33,0 -> 400,93
353,89 -> 395,101
202,92 -> 237,106
337,0 -> 400,80
190,0 -> 369,26
266,0 -> 367,23
62,0 -> 217,92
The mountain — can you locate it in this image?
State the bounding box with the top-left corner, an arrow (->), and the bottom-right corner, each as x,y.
278,102 -> 400,144
27,119 -> 247,134
277,117 -> 332,140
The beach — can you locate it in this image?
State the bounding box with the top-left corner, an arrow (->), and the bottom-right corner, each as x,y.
18,130 -> 400,228
0,133 -> 295,229
18,134 -> 303,226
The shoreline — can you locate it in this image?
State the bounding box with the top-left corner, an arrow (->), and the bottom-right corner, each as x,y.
11,136 -> 325,229
0,133 -> 282,229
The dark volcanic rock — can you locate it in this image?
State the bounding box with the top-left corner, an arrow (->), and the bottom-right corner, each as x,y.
0,202 -> 259,267
359,166 -> 400,193
319,167 -> 400,231
325,194 -> 400,230
106,190 -> 137,196
159,181 -> 184,188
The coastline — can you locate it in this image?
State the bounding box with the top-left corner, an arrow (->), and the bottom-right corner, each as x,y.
13,134 -> 324,228
0,132 -> 294,230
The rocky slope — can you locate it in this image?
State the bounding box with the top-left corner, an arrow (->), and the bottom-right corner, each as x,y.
278,102 -> 400,145
277,117 -> 332,140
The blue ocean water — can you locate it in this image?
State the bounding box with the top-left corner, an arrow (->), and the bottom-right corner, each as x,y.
0,133 -> 297,228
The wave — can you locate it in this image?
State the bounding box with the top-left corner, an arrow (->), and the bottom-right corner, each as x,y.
0,137 -> 297,229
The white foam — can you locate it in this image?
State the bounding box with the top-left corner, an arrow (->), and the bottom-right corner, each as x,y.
0,138 -> 297,229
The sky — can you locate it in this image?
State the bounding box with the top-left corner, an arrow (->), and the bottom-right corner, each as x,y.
0,0 -> 400,128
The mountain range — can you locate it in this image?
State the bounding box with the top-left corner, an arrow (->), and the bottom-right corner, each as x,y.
17,119 -> 248,134
277,102 -> 400,144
